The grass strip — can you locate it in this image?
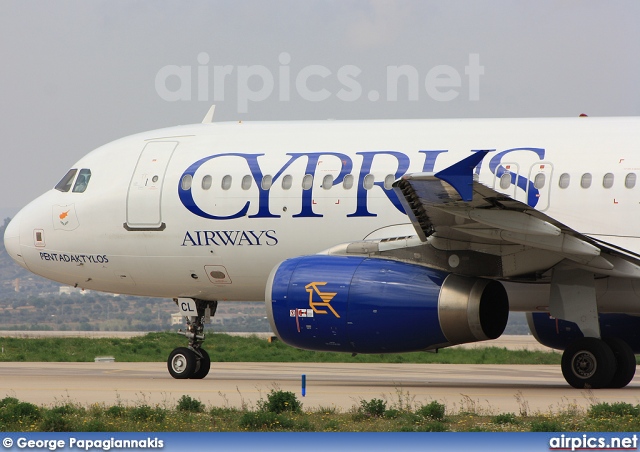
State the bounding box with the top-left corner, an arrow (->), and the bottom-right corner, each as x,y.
1,394 -> 639,432
0,332 -> 563,364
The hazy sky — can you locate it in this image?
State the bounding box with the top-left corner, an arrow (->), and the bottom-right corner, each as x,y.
1,1 -> 639,218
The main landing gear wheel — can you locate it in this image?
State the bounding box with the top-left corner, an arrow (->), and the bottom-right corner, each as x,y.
168,347 -> 196,379
603,337 -> 636,389
561,337 -> 616,389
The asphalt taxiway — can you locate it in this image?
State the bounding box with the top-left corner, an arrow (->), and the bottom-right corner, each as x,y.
0,361 -> 637,414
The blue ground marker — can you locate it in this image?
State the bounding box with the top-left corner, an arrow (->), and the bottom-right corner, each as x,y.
302,374 -> 306,397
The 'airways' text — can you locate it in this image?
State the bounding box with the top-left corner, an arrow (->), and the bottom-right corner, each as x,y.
182,230 -> 278,246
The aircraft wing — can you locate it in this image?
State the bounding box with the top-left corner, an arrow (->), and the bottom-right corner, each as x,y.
386,150 -> 640,280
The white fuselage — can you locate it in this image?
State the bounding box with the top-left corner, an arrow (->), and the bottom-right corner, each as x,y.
5,117 -> 640,305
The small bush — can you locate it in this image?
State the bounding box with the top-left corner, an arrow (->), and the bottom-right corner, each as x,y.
238,411 -> 294,430
295,418 -> 315,431
530,419 -> 563,432
0,397 -> 19,408
359,398 -> 386,418
493,412 -> 518,425
384,409 -> 400,419
40,411 -> 74,432
78,418 -> 110,432
417,401 -> 445,420
589,402 -> 640,418
260,390 -> 302,414
177,395 -> 204,413
49,404 -> 79,417
417,421 -> 449,432
323,419 -> 340,431
105,405 -> 125,418
210,406 -> 238,416
0,400 -> 40,424
128,405 -> 165,422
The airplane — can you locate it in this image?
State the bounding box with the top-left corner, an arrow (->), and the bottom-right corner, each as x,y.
4,110 -> 640,389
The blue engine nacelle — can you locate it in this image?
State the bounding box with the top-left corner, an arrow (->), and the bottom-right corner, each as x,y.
527,312 -> 640,353
265,255 -> 509,354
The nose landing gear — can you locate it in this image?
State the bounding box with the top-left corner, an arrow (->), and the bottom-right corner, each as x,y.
167,298 -> 217,379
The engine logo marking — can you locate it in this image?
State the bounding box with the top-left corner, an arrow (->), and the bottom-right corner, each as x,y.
305,282 -> 340,318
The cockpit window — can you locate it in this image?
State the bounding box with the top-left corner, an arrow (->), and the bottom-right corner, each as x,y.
72,169 -> 92,193
55,169 -> 78,192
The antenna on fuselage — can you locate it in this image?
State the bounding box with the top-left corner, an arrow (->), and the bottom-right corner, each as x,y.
202,105 -> 216,123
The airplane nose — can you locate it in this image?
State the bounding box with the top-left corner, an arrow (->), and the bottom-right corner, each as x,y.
3,213 -> 27,269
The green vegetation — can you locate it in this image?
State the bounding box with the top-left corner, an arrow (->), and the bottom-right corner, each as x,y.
2,393 -> 640,432
0,332 -> 563,364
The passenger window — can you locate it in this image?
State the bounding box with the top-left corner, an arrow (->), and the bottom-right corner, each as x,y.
322,174 -> 334,190
221,175 -> 232,190
500,172 -> 511,189
281,175 -> 293,190
384,174 -> 395,190
580,173 -> 592,189
625,173 -> 636,189
241,175 -> 252,190
363,174 -> 375,190
302,174 -> 313,190
343,174 -> 354,190
181,174 -> 192,191
55,169 -> 77,192
202,175 -> 212,190
534,173 -> 546,190
72,169 -> 91,193
261,175 -> 273,190
603,173 -> 614,189
558,173 -> 570,189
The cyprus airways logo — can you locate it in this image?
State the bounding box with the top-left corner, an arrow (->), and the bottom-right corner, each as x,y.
290,282 -> 340,333
306,282 -> 340,318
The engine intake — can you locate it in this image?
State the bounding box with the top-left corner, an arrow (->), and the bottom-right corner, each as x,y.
265,255 -> 508,354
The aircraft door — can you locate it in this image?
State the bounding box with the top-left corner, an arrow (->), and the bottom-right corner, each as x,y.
125,141 -> 178,230
527,162 -> 553,212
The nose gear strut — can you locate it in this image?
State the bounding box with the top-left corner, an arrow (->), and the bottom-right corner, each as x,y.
167,298 -> 217,379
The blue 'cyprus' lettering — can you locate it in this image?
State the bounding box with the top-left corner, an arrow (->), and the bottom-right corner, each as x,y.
177,147 -> 547,221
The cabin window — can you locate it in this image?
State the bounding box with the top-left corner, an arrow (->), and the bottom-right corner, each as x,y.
55,169 -> 78,192
261,175 -> 273,190
558,173 -> 570,189
180,174 -> 192,191
580,173 -> 592,189
384,174 -> 395,190
343,174 -> 354,190
241,175 -> 252,190
363,174 -> 375,190
281,174 -> 293,190
322,174 -> 334,190
500,172 -> 511,189
221,175 -> 232,190
625,173 -> 636,189
603,173 -> 614,189
533,173 -> 546,190
302,174 -> 313,190
202,175 -> 212,190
